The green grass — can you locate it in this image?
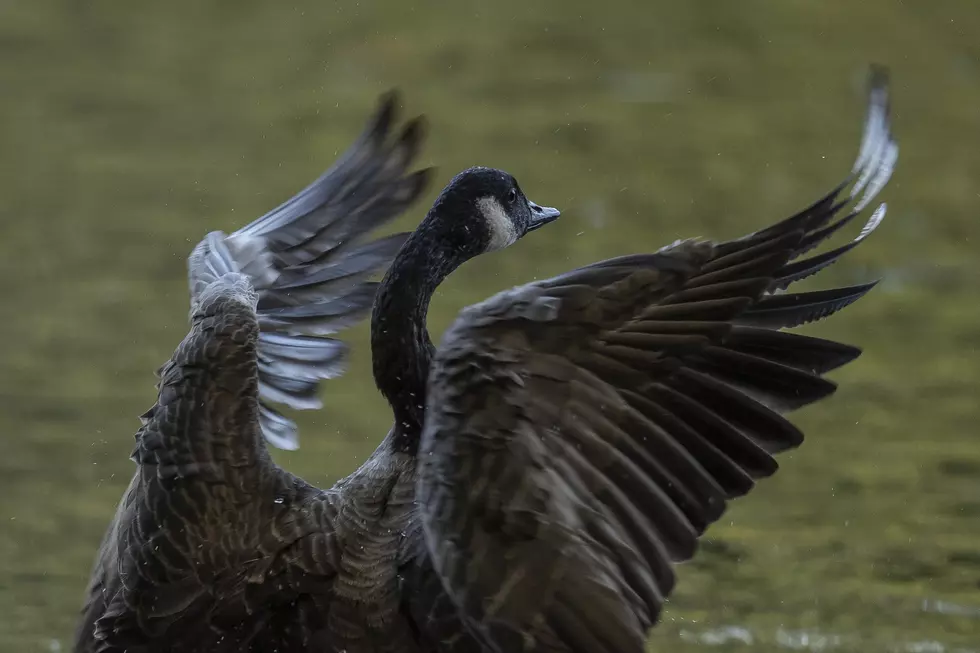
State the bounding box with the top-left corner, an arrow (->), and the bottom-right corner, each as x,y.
1,1 -> 979,650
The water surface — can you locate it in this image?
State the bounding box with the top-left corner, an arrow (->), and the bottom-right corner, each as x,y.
2,1 -> 979,650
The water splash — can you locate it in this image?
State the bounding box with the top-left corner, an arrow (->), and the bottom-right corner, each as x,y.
920,598 -> 980,619
674,624 -> 978,653
680,625 -> 754,646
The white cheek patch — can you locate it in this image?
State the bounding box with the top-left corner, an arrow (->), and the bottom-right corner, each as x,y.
478,196 -> 518,251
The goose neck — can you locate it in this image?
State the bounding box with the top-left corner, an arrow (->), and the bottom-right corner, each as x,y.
370,221 -> 472,453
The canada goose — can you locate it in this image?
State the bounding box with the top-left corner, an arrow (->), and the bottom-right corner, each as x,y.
76,68 -> 896,653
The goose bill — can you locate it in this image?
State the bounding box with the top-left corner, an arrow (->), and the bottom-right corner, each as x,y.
527,201 -> 561,231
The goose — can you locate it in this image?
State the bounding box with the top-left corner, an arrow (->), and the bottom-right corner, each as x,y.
75,68 -> 896,653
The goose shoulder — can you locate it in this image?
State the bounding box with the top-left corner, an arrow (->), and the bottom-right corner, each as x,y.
416,67 -> 895,653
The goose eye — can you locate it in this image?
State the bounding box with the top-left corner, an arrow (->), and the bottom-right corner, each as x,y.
506,189 -> 517,204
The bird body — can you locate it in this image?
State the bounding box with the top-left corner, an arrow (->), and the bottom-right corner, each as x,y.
75,69 -> 896,653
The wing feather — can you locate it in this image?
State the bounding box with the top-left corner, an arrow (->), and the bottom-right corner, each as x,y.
417,67 -> 894,653
186,92 -> 430,449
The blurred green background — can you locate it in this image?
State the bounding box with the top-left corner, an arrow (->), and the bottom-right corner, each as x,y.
2,1 -> 979,651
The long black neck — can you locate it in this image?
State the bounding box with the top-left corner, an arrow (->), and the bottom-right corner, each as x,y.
371,212 -> 478,454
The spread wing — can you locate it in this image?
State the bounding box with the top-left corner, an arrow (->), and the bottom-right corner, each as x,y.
188,91 -> 431,450
416,69 -> 895,653
76,243 -> 345,653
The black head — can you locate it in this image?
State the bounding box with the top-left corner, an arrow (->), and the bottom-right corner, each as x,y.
427,167 -> 560,256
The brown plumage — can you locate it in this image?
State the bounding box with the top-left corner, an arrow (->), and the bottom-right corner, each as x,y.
417,67 -> 895,653
74,94 -> 434,653
75,68 -> 895,653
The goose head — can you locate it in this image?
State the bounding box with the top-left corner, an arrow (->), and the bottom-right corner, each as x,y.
370,166 -> 560,442
428,166 -> 560,257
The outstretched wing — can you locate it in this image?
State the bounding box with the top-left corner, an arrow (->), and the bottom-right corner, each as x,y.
416,68 -> 895,653
76,244 -> 345,653
188,91 -> 431,450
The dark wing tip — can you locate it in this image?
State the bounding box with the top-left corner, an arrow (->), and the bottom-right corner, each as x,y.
408,166 -> 436,198
867,64 -> 890,93
401,114 -> 428,149
378,87 -> 401,109
372,89 -> 401,137
372,88 -> 428,147
740,279 -> 880,329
